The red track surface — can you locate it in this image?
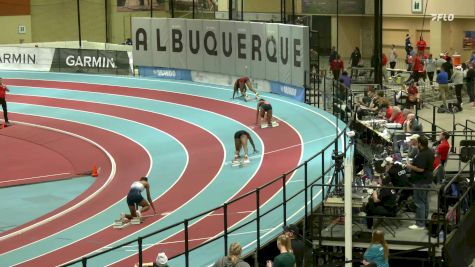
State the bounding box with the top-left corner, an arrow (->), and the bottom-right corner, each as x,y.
4,80 -> 302,266
0,124 -> 105,188
1,96 -> 224,265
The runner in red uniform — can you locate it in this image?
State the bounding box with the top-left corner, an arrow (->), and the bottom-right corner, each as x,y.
0,78 -> 10,125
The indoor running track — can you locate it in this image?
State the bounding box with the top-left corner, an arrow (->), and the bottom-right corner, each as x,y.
0,70 -> 346,267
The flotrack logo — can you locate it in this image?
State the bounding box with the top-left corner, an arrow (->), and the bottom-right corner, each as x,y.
431,14 -> 455,21
281,85 -> 297,97
153,69 -> 176,78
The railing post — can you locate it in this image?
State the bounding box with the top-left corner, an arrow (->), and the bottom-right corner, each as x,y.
184,219 -> 189,267
321,154 -> 325,213
323,74 -> 327,110
192,0 -> 195,19
304,161 -> 308,229
451,111 -> 456,152
255,188 -> 261,267
223,203 -> 228,256
138,237 -> 143,267
432,106 -> 437,142
283,174 -> 287,226
81,257 -> 87,267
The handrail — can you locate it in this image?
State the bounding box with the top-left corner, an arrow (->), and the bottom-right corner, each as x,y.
443,156 -> 474,194
61,119 -> 350,266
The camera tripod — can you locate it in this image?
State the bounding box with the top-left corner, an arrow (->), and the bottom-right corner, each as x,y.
328,150 -> 345,197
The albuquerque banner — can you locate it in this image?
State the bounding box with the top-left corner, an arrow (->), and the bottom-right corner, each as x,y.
132,18 -> 309,88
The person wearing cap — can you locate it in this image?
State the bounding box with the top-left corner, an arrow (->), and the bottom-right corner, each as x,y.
405,136 -> 434,230
364,169 -> 397,229
283,224 -> 304,267
451,65 -> 464,105
406,134 -> 420,158
213,242 -> 250,267
135,252 -> 169,267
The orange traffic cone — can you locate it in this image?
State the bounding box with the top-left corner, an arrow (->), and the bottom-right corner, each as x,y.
91,164 -> 99,177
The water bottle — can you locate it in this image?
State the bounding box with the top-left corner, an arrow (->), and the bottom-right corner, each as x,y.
438,230 -> 444,241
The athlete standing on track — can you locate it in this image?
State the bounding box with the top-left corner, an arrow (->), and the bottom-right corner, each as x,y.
120,177 -> 156,222
233,130 -> 257,165
232,76 -> 260,99
256,98 -> 273,127
0,78 -> 11,125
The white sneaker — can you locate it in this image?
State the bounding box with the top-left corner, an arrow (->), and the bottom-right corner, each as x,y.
242,156 -> 250,164
120,212 -> 126,220
136,210 -> 141,218
408,224 -> 425,230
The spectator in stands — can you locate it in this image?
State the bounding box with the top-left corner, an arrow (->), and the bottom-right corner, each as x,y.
403,113 -> 422,134
436,131 -> 450,167
412,51 -> 424,83
389,106 -> 405,125
213,242 -> 250,267
451,65 -> 464,105
266,234 -> 296,267
436,65 -> 449,107
405,34 -> 411,56
466,63 -> 475,105
406,136 -> 434,230
283,224 -> 304,267
406,134 -> 420,158
340,71 -> 351,88
425,54 -> 437,86
382,53 -> 389,82
364,166 -> 397,229
0,78 -> 10,126
384,156 -> 412,205
406,47 -> 414,71
405,80 -> 420,110
378,102 -> 393,120
350,47 -> 362,68
442,57 -> 453,79
331,55 -> 344,80
329,46 -> 337,64
363,230 -> 390,267
135,252 -> 169,267
470,51 -> 475,64
389,44 -> 398,77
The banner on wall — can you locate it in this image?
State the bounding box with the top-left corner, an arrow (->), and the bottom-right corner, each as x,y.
132,18 -> 309,88
50,48 -> 131,75
270,81 -> 305,102
0,47 -> 54,71
139,66 -> 192,80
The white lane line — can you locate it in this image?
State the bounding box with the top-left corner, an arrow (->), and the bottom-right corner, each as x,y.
0,172 -> 72,184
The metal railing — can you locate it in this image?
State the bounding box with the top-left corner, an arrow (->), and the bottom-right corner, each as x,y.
62,121 -> 350,267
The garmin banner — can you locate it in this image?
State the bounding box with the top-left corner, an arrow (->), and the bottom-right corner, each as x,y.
51,48 -> 131,75
0,47 -> 55,71
132,18 -> 309,88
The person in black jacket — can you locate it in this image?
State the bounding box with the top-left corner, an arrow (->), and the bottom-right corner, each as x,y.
283,224 -> 304,267
442,57 -> 453,79
466,63 -> 475,104
383,157 -> 412,205
365,175 -> 397,229
405,136 -> 434,230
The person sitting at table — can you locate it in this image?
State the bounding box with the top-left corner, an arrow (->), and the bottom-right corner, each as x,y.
402,113 -> 423,134
364,174 -> 397,230
406,134 -> 420,158
389,106 -> 405,125
378,102 -> 393,120
383,156 -> 412,205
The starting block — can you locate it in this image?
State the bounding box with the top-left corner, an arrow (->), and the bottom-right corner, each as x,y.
231,159 -> 250,168
112,217 -> 141,229
260,121 -> 279,129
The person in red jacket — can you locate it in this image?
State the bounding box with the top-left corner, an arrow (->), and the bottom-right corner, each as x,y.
412,52 -> 425,82
382,53 -> 389,82
389,106 -> 405,125
405,81 -> 420,110
330,55 -> 344,80
0,78 -> 10,125
416,37 -> 427,53
437,132 -> 450,165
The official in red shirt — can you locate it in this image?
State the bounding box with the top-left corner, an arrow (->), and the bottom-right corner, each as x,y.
0,78 -> 10,125
437,132 -> 450,165
412,54 -> 424,82
406,81 -> 419,109
330,55 -> 344,80
416,37 -> 427,53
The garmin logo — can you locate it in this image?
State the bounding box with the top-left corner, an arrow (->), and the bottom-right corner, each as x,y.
431,14 -> 455,22
281,85 -> 297,96
0,53 -> 36,64
153,69 -> 176,77
65,55 -> 116,68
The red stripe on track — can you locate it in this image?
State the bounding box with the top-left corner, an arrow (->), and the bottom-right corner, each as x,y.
1,97 -> 224,263
0,124 -> 104,187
